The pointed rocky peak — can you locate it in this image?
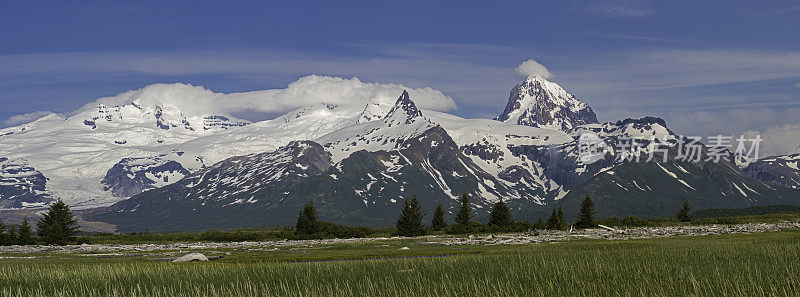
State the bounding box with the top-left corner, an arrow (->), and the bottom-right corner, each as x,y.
496,75 -> 598,131
383,90 -> 424,125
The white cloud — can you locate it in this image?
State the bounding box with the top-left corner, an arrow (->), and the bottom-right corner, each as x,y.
653,106 -> 800,157
516,59 -> 552,79
744,124 -> 800,157
794,82 -> 800,88
0,46 -> 515,112
3,111 -> 54,126
77,75 -> 456,118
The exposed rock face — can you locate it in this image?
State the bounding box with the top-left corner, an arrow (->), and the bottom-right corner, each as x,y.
91,140 -> 334,231
385,90 -> 423,125
102,155 -> 197,197
496,75 -> 598,131
0,158 -> 53,208
744,154 -> 800,189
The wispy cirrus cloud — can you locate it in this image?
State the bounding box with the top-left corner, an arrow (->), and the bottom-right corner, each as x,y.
572,0 -> 655,18
559,49 -> 800,92
3,111 -> 53,126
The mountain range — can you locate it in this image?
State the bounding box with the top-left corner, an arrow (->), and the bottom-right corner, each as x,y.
1,75 -> 798,231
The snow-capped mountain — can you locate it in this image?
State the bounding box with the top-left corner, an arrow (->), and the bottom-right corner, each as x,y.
93,140 -> 334,231
101,152 -> 205,197
0,85 -> 248,208
93,93 -> 535,231
3,73 -> 799,231
318,90 -> 438,162
496,75 -> 598,131
91,89 -> 799,231
744,154 -> 800,189
0,76 -> 452,209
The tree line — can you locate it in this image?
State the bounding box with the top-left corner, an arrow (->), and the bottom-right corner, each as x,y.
295,193 -> 601,237
0,198 -> 80,246
296,194 -> 697,237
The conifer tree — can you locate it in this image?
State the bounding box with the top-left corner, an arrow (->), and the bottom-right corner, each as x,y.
295,202 -> 320,236
454,193 -> 472,227
676,202 -> 692,222
0,220 -> 6,245
545,208 -> 559,230
488,200 -> 512,228
395,195 -> 426,236
575,195 -> 597,228
36,198 -> 80,245
17,217 -> 34,245
546,207 -> 567,230
534,217 -> 545,229
7,225 -> 17,245
431,203 -> 447,231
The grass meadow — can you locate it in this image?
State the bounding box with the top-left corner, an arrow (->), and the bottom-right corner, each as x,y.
1,230 -> 799,296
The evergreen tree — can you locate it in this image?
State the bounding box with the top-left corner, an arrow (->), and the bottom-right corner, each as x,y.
7,225 -> 17,245
36,198 -> 80,245
546,207 -> 566,230
395,195 -> 426,236
431,203 -> 447,231
454,193 -> 472,227
0,220 -> 6,245
295,202 -> 320,236
676,202 -> 692,222
534,217 -> 545,229
488,200 -> 512,228
545,208 -> 559,230
17,217 -> 34,245
575,195 -> 597,228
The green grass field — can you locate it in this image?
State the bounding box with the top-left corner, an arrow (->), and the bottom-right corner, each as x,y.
2,230 -> 800,296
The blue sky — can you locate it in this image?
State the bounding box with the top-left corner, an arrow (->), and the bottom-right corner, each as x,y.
1,0 -> 799,154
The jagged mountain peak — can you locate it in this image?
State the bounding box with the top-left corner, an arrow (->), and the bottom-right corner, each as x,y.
384,90 -> 423,125
496,75 -> 598,131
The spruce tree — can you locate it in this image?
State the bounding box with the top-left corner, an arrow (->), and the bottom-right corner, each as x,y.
534,217 -> 545,229
295,202 -> 320,236
7,225 -> 17,245
575,195 -> 597,228
0,220 -> 6,245
395,195 -> 426,237
431,204 -> 447,231
676,202 -> 692,222
17,217 -> 34,245
546,207 -> 567,230
454,193 -> 472,227
545,208 -> 559,230
36,198 -> 80,245
488,200 -> 512,228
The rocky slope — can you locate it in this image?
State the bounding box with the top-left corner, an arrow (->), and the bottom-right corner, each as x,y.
743,153 -> 800,189
0,157 -> 53,208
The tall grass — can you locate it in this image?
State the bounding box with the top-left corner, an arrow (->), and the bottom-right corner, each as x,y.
2,231 -> 800,296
